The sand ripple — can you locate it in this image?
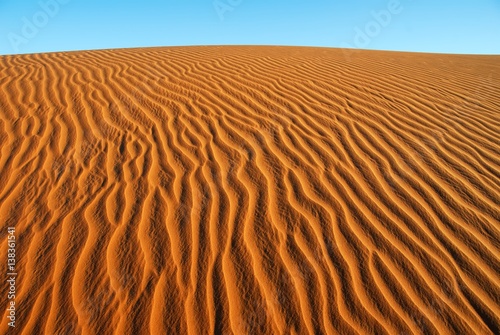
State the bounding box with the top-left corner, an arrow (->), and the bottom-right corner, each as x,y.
0,46 -> 499,334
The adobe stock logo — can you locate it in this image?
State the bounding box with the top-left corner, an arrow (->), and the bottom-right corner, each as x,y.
7,0 -> 72,53
213,0 -> 243,21
341,0 -> 407,61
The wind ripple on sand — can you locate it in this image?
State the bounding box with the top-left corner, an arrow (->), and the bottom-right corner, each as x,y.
0,46 -> 499,334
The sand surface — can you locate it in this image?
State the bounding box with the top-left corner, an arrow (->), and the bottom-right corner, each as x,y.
0,46 -> 499,334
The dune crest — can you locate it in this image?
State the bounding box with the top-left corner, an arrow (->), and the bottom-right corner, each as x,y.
0,46 -> 499,334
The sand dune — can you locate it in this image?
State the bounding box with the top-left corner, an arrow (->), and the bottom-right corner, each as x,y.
0,46 -> 499,334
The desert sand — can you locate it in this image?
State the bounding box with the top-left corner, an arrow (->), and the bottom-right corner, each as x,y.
0,46 -> 499,334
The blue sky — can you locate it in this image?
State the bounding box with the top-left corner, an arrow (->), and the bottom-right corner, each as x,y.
1,0 -> 499,55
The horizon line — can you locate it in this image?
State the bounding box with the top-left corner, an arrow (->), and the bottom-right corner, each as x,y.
2,44 -> 500,57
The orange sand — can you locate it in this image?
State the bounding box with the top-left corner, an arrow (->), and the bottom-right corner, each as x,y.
0,46 -> 499,334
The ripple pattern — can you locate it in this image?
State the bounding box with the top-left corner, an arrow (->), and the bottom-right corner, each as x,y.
0,46 -> 499,335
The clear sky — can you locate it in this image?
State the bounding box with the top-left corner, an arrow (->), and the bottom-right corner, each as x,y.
1,0 -> 499,55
